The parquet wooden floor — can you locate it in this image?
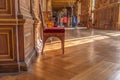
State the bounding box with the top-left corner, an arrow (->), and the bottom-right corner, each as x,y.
1,28 -> 120,80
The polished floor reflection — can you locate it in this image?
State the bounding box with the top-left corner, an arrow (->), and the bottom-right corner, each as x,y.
1,28 -> 120,80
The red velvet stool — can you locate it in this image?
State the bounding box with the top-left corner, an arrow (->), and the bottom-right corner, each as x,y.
41,28 -> 65,55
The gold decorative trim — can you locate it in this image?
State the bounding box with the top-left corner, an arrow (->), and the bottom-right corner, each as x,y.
0,59 -> 14,61
0,19 -> 34,26
11,28 -> 14,60
0,28 -> 14,61
94,2 -> 120,12
0,0 -> 12,16
0,19 -> 31,21
0,0 -> 8,11
0,33 -> 10,56
0,55 -> 9,57
8,32 -> 10,57
0,24 -> 23,26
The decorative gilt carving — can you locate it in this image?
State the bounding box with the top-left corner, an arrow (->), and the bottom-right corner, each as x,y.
94,0 -> 120,30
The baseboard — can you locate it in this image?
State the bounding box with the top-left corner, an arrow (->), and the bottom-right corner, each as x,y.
20,49 -> 37,71
0,63 -> 19,73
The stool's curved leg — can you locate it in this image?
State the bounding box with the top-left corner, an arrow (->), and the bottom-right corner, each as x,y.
62,39 -> 64,54
59,35 -> 65,54
62,36 -> 65,54
41,36 -> 48,55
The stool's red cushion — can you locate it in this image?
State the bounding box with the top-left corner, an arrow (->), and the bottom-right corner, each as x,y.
43,28 -> 65,33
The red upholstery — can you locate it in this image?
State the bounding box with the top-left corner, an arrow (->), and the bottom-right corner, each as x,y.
43,28 -> 65,33
41,28 -> 65,55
